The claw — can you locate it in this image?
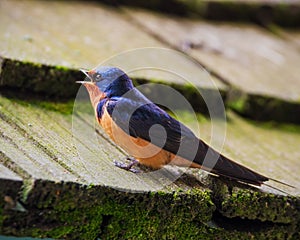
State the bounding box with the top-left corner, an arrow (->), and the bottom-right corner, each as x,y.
114,157 -> 140,173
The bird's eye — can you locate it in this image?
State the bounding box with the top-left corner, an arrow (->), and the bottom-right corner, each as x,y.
95,74 -> 102,81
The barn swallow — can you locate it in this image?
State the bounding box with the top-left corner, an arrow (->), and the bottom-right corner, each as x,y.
77,66 -> 292,188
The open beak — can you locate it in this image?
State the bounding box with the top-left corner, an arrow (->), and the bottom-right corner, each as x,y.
76,69 -> 94,84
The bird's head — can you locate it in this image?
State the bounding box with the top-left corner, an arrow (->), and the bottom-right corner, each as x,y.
77,66 -> 134,98
77,66 -> 134,108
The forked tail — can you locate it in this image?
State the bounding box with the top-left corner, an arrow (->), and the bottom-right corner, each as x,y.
194,142 -> 295,189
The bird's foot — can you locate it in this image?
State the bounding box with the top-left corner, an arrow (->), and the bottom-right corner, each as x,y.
114,157 -> 140,173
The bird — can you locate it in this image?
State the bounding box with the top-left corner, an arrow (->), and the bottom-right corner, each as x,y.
76,66 -> 293,188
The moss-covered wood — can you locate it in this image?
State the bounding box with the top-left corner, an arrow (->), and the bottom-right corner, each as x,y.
0,95 -> 299,239
2,179 -> 300,239
105,0 -> 300,27
1,0 -> 300,123
0,0 -> 163,69
124,7 -> 300,123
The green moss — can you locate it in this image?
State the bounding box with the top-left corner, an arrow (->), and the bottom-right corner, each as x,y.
133,77 -> 226,115
35,100 -> 74,115
54,65 -> 71,72
245,119 -> 300,135
4,181 -> 297,239
266,23 -> 283,36
0,207 -> 3,229
2,179 -> 300,239
227,92 -> 300,124
218,187 -> 299,224
0,58 -> 82,98
1,180 -> 216,239
7,98 -> 74,115
227,98 -> 246,113
21,179 -> 35,203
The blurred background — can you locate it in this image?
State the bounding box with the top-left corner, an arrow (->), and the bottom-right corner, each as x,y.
1,0 -> 300,121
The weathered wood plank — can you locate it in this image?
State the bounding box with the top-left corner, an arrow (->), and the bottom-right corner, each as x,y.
0,97 -> 88,183
0,94 -> 299,238
0,94 -> 196,192
0,0 -> 162,69
1,91 -> 299,195
0,165 -> 22,182
124,8 -> 300,103
0,114 -> 77,182
0,0 -> 226,99
109,0 -> 300,27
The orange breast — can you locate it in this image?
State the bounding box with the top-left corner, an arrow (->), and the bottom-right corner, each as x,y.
98,107 -> 201,170
84,83 -> 106,111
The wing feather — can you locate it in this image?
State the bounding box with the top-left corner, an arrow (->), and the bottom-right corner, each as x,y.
103,95 -> 268,185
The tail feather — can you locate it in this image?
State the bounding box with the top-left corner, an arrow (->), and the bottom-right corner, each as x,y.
195,145 -> 295,189
211,155 -> 268,186
268,178 -> 295,189
193,143 -> 269,186
263,183 -> 291,195
178,132 -> 294,189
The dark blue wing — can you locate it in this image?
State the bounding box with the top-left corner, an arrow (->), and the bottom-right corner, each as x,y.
102,95 -> 204,162
100,94 -> 269,185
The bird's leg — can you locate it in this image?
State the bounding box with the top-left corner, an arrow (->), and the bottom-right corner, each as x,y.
114,157 -> 140,173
